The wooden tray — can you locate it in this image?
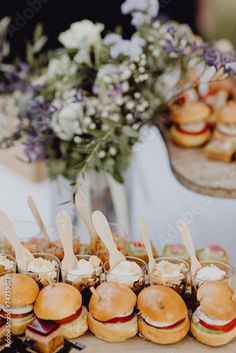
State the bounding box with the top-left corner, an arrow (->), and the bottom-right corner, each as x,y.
159,125 -> 236,199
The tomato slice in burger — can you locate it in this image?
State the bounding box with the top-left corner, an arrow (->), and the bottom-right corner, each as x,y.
103,312 -> 134,324
199,318 -> 236,333
0,310 -> 34,319
55,307 -> 82,325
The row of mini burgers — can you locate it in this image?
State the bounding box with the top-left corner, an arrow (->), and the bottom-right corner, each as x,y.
0,273 -> 235,353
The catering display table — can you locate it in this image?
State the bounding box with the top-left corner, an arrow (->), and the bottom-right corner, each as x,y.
159,125 -> 236,199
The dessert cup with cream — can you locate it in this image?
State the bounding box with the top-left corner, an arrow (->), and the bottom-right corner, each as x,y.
61,255 -> 103,306
149,257 -> 189,296
0,254 -> 16,276
192,261 -> 233,289
18,253 -> 60,288
104,256 -> 146,294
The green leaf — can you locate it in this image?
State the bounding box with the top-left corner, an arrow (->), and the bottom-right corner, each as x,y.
122,126 -> 139,138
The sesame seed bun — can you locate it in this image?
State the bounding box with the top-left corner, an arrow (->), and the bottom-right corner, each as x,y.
170,102 -> 210,124
197,282 -> 236,321
89,282 -> 136,322
170,125 -> 211,147
0,274 -> 39,307
34,283 -> 82,321
138,285 -> 188,323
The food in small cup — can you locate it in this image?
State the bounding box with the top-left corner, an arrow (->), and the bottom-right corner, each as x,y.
61,255 -> 103,306
0,317 -> 7,344
137,285 -> 190,344
88,282 -> 138,343
170,101 -> 211,147
162,244 -> 190,263
191,281 -> 236,346
34,283 -> 88,339
196,244 -> 230,264
48,238 -> 80,261
205,138 -> 236,163
149,258 -> 189,296
0,273 -> 39,335
192,261 -> 233,289
105,257 -> 146,294
18,253 -> 60,288
0,254 -> 16,276
214,100 -> 236,143
127,241 -> 158,263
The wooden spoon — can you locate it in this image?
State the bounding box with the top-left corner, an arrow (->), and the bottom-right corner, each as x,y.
75,193 -> 97,253
140,217 -> 156,272
176,219 -> 202,275
56,211 -> 78,273
92,210 -> 126,269
0,211 -> 34,271
27,196 -> 50,245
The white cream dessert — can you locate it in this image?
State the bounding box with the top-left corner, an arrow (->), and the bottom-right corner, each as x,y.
107,260 -> 142,287
0,255 -> 15,273
27,257 -> 58,286
66,256 -> 101,282
195,265 -> 226,284
151,260 -> 188,287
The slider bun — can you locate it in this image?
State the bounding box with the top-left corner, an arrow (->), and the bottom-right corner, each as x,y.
216,101 -> 236,124
89,282 -> 136,322
88,312 -> 138,343
170,102 -> 210,124
138,285 -> 188,323
197,281 -> 236,321
61,307 -> 88,339
170,125 -> 211,147
0,274 -> 39,307
11,314 -> 36,336
34,283 -> 82,320
191,319 -> 236,346
138,315 -> 189,344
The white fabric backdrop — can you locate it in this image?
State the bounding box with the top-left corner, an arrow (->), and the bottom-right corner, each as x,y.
0,126 -> 235,265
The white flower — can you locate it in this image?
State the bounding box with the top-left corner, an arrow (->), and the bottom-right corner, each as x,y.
58,20 -> 104,65
200,66 -> 217,83
51,101 -> 84,141
121,0 -> 159,27
109,34 -> 145,60
104,33 -> 122,45
109,147 -> 117,156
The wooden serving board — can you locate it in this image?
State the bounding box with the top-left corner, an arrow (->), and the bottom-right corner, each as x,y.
159,125 -> 236,199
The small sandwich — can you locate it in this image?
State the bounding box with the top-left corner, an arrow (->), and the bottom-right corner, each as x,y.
162,244 -> 190,263
196,244 -> 230,264
0,317 -> 7,345
127,241 -> 158,263
214,101 -> 236,143
170,101 -> 211,147
88,282 -> 138,343
191,281 -> 236,346
33,283 -> 88,340
205,137 -> 236,163
0,273 -> 39,336
138,285 -> 189,344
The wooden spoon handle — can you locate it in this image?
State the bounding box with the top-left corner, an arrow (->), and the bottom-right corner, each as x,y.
176,219 -> 201,273
140,217 -> 156,271
27,196 -> 50,243
75,193 -> 97,251
57,211 -> 75,257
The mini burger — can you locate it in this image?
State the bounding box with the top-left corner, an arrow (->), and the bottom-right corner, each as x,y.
0,273 -> 39,336
170,101 -> 211,147
191,281 -> 236,346
88,282 -> 138,343
33,283 -> 88,340
214,100 -> 236,143
138,285 -> 189,344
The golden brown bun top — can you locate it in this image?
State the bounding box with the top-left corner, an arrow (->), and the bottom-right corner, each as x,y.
0,273 -> 39,307
138,285 -> 187,323
170,101 -> 210,124
216,101 -> 236,124
197,281 -> 236,321
34,283 -> 82,320
89,282 -> 136,322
